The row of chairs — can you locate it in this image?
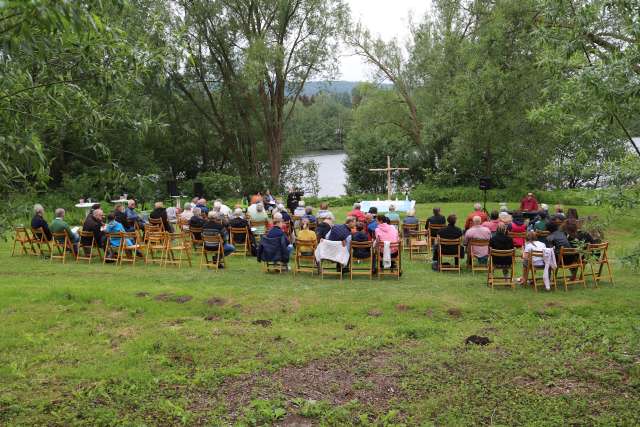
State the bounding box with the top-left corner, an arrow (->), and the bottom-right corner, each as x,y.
266,238 -> 402,280
430,236 -> 613,291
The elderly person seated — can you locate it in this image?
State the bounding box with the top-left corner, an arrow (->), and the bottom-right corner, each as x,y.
189,207 -> 205,229
125,199 -> 145,230
425,207 -> 446,230
302,206 -> 316,224
481,210 -> 500,233
464,216 -> 491,264
82,208 -> 105,249
490,223 -> 514,277
403,209 -> 419,226
150,202 -> 174,233
196,198 -> 209,215
180,202 -> 194,223
50,208 -> 79,254
203,211 -> 235,256
166,206 -> 178,224
277,204 -> 291,222
323,216 -> 356,272
250,203 -> 269,235
31,204 -> 52,241
386,205 -> 400,222
352,222 -> 371,257
214,199 -> 232,216
464,203 -> 488,230
293,200 -> 307,217
347,203 -> 366,222
259,214 -> 292,266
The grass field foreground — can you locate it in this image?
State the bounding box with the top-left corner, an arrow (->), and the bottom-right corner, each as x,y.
1,202 -> 639,425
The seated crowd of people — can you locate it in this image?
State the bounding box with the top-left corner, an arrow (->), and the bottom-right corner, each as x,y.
24,192 -> 601,284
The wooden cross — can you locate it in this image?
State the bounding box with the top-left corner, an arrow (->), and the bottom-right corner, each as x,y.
369,156 -> 409,200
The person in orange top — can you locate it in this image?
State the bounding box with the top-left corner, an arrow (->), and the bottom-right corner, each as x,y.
250,192 -> 263,205
464,203 -> 488,230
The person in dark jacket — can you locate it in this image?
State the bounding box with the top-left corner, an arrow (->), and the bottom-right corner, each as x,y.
202,212 -> 235,256
258,217 -> 292,264
490,223 -> 514,276
327,217 -> 355,243
150,202 -> 174,233
432,214 -> 464,266
31,204 -> 52,241
81,209 -> 105,249
352,222 -> 371,259
316,214 -> 332,240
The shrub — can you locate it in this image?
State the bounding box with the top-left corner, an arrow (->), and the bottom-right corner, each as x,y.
196,172 -> 242,199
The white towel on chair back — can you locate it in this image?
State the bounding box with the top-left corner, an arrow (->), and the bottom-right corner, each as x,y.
315,240 -> 349,266
542,248 -> 557,290
382,241 -> 392,268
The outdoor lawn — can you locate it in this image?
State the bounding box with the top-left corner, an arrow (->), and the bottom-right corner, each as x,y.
1,202 -> 639,426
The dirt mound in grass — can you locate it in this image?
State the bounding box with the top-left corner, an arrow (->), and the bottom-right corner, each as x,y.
190,347 -> 407,421
207,297 -> 226,306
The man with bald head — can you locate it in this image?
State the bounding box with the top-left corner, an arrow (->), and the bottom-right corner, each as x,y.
82,208 -> 105,248
125,199 -> 145,230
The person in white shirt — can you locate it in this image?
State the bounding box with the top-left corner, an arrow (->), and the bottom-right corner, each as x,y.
180,202 -> 194,222
214,199 -> 231,216
293,200 -> 306,217
518,231 -> 546,284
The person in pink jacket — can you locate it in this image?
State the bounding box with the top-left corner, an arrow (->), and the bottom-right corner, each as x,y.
374,216 -> 399,254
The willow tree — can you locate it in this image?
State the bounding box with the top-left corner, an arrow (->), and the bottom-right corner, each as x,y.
172,0 -> 348,187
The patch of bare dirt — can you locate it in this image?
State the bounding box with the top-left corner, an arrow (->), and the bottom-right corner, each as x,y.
207,297 -> 226,306
345,324 -> 356,330
424,309 -> 433,317
252,319 -> 272,327
174,295 -> 193,304
513,376 -> 597,396
277,413 -> 314,427
396,304 -> 410,312
154,293 -> 172,302
187,347 -> 408,422
367,309 -> 383,317
447,308 -> 462,318
154,293 -> 192,303
204,315 -> 221,321
135,292 -> 149,298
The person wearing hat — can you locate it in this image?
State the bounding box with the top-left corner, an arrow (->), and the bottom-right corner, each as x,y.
520,192 -> 539,212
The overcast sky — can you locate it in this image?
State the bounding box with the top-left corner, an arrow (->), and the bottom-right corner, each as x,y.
340,0 -> 432,81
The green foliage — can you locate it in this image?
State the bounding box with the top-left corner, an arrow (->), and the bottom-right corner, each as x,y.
196,172 -> 242,200
240,399 -> 287,426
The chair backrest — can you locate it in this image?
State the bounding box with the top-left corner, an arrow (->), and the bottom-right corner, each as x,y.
144,224 -> 161,233
559,246 -> 579,256
202,233 -> 223,250
149,217 -> 164,231
508,231 -> 526,239
189,226 -> 203,241
535,230 -> 550,238
229,226 -> 248,238
79,230 -> 94,246
376,240 -> 401,252
14,226 -> 30,241
307,222 -> 317,231
402,223 -> 418,235
439,237 -> 461,247
490,248 -> 515,257
529,250 -> 545,265
428,223 -> 446,237
52,231 -> 68,245
31,227 -> 49,242
296,238 -> 317,253
587,242 -> 608,251
121,231 -> 138,247
146,231 -> 166,245
390,220 -> 400,228
469,239 -> 489,248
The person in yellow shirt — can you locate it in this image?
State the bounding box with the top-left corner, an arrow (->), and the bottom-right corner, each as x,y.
296,218 -> 317,255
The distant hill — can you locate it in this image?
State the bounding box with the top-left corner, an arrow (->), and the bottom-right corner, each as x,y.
298,80 -> 392,96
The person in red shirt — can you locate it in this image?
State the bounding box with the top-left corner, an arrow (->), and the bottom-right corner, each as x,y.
347,202 -> 366,223
520,193 -> 539,212
464,203 -> 488,230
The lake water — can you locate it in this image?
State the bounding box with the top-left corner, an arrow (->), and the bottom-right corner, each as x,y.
295,151 -> 347,197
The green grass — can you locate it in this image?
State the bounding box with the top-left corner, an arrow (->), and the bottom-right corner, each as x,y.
2,203 -> 639,425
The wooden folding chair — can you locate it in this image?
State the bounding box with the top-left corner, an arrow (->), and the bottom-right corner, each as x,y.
77,231 -> 103,263
307,221 -> 317,232
103,233 -> 122,264
201,234 -> 225,270
428,223 -> 446,248
176,217 -> 188,232
402,223 -> 419,251
163,232 -> 192,268
389,220 -> 400,231
250,220 -> 267,242
145,231 -> 167,266
535,230 -> 550,239
50,232 -> 71,264
31,227 -> 52,258
118,232 -> 143,266
468,239 -> 489,274
376,240 -> 402,280
149,217 -> 165,231
488,249 -> 516,289
229,226 -> 250,257
319,240 -> 346,280
584,242 -> 613,286
350,240 -> 373,280
528,250 -> 557,292
437,237 -> 462,273
11,226 -> 37,256
294,238 -> 317,276
189,226 -> 204,252
408,230 -> 430,260
557,247 -> 586,291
